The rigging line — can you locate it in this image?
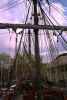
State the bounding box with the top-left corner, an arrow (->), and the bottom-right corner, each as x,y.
60,37 -> 67,50
25,0 -> 30,8
43,5 -> 61,25
39,0 -> 51,14
50,14 -> 60,25
23,42 -> 30,61
39,4 -> 66,60
38,1 -> 53,61
8,28 -> 12,58
17,0 -> 32,35
0,0 -> 22,9
38,1 -> 49,25
41,3 -> 67,45
0,0 -> 23,10
61,34 -> 67,44
38,4 -> 54,61
40,1 -> 60,56
49,0 -> 63,11
23,39 -> 34,64
42,30 -> 51,63
43,11 -> 60,27
2,0 -> 30,12
39,3 -> 60,25
39,6 -> 54,25
39,1 -> 67,46
38,0 -> 59,26
8,28 -> 12,86
8,1 -> 31,82
51,17 -> 67,44
16,0 -> 32,52
0,0 -> 24,12
51,4 -> 64,16
13,1 -> 31,66
24,31 -> 35,53
49,0 -> 64,16
22,35 -> 29,60
38,0 -> 59,59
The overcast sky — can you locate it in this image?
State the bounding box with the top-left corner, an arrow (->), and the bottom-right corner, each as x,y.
0,0 -> 67,60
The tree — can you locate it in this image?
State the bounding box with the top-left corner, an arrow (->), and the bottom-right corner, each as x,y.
0,53 -> 12,87
16,53 -> 36,81
0,53 -> 11,63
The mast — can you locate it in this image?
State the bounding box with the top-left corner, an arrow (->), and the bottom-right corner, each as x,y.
33,0 -> 40,78
32,0 -> 41,99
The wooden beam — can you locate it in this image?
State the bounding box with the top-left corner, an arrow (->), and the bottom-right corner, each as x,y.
0,23 -> 67,31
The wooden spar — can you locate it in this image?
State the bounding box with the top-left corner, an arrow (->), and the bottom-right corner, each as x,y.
0,23 -> 67,31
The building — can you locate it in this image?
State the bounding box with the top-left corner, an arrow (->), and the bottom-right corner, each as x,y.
46,53 -> 67,82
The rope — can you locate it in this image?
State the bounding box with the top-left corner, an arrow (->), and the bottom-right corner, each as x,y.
38,0 -> 59,60
0,0 -> 24,12
8,29 -> 12,87
9,0 -> 32,84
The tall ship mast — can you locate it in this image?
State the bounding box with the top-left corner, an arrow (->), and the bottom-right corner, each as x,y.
0,0 -> 67,99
